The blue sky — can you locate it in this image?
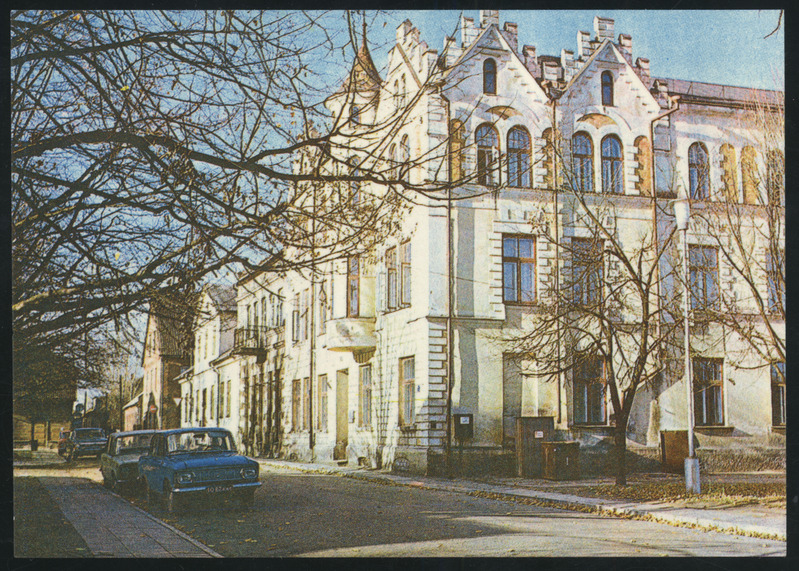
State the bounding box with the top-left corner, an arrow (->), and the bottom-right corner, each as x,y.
360,10 -> 783,91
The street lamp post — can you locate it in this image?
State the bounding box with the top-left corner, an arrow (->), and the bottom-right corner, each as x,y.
673,195 -> 700,494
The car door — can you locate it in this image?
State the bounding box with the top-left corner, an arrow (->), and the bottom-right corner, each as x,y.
100,437 -> 113,478
142,434 -> 164,490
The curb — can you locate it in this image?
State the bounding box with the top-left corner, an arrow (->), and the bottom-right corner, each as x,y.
259,460 -> 786,542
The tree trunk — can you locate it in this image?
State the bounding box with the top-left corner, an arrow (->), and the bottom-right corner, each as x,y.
29,421 -> 36,450
614,424 -> 628,486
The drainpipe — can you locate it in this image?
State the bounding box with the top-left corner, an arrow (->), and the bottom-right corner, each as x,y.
440,89 -> 454,478
550,95 -> 562,425
211,361 -> 222,428
649,96 -> 681,342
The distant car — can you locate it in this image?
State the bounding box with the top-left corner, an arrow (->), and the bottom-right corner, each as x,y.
64,428 -> 107,461
57,430 -> 71,458
99,430 -> 157,492
138,428 -> 261,513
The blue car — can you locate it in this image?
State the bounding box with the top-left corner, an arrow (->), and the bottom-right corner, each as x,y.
138,428 -> 260,513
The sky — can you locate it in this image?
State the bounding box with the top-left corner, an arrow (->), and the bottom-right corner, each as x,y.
360,10 -> 784,91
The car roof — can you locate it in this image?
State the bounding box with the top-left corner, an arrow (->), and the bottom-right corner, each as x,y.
157,427 -> 233,436
75,427 -> 105,432
110,430 -> 158,438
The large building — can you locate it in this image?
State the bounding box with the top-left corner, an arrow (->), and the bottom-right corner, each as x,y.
180,11 -> 785,475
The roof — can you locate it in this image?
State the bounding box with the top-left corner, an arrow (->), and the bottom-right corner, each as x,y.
649,77 -> 783,108
156,427 -> 235,436
205,284 -> 237,313
109,429 -> 157,437
123,392 -> 142,409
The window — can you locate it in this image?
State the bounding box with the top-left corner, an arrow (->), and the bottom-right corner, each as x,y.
359,365 -> 372,427
601,135 -> 623,194
693,359 -> 724,426
720,144 -> 738,202
292,379 -> 301,431
771,362 -> 786,427
393,80 -> 400,108
350,104 -> 360,125
766,149 -> 784,206
291,292 -> 300,342
318,280 -> 328,335
601,71 -> 614,106
634,135 -> 652,196
400,241 -> 412,307
741,146 -> 759,205
476,124 -> 499,186
689,245 -> 718,311
399,135 -> 410,182
386,246 -> 398,310
507,127 -> 531,188
388,144 -> 397,180
571,238 -> 603,305
399,357 -> 415,426
317,374 -> 328,432
483,58 -> 497,94
767,250 -> 784,314
688,142 -> 710,200
399,74 -> 407,108
302,377 -> 310,431
450,120 -> 465,182
574,357 -> 606,425
572,132 -> 594,193
349,157 -> 361,205
502,235 -> 536,304
347,256 -> 360,317
226,380 -> 231,418
301,289 -> 309,341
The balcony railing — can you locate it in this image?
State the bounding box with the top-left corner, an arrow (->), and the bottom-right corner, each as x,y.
233,326 -> 270,354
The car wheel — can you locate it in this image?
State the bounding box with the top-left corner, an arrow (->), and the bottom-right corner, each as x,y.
102,470 -> 111,488
165,481 -> 181,514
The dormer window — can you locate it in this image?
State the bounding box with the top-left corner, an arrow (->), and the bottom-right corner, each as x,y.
601,71 -> 614,106
483,58 -> 497,95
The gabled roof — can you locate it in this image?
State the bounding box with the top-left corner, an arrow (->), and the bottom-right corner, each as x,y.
648,76 -> 783,109
444,22 -> 549,102
204,284 -> 237,313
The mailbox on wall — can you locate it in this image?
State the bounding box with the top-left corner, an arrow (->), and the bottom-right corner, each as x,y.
453,413 -> 473,441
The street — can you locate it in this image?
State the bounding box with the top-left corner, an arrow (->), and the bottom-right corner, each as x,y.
14,460 -> 786,557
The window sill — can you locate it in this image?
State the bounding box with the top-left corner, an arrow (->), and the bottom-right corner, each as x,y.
384,305 -> 410,315
695,425 -> 734,436
503,301 -> 537,307
771,426 -> 785,435
400,424 -> 417,433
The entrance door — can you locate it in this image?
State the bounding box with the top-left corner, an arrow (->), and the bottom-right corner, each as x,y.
334,369 -> 349,462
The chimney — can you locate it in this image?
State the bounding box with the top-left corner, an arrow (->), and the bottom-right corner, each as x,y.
561,49 -> 576,83
480,10 -> 499,29
461,15 -> 478,47
503,22 -> 518,53
443,36 -> 461,68
523,45 -> 539,77
635,57 -> 650,79
577,30 -> 592,59
618,34 -> 633,64
593,16 -> 614,43
542,60 -> 560,82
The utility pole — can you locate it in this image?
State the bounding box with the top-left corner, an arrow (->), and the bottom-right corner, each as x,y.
118,374 -> 124,432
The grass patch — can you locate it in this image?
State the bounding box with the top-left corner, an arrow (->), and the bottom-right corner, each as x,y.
550,481 -> 785,506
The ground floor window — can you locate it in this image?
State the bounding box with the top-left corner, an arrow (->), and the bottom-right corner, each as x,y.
573,357 -> 606,425
292,379 -> 301,431
359,365 -> 372,427
317,374 -> 328,432
302,377 -> 310,430
771,362 -> 786,427
693,358 -> 724,426
399,357 -> 415,427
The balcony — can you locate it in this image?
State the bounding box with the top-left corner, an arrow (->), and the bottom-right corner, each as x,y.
324,317 -> 376,352
233,327 -> 270,356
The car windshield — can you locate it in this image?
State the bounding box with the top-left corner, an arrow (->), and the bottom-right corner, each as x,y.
166,431 -> 236,454
113,433 -> 154,455
75,429 -> 105,441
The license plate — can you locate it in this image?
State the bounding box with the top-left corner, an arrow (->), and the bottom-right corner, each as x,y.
206,485 -> 232,493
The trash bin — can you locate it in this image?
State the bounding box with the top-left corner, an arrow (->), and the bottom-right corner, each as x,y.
660,430 -> 688,473
31,439 -> 38,452
542,441 -> 580,480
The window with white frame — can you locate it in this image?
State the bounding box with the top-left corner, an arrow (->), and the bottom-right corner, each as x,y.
399,357 -> 415,427
359,365 -> 372,428
502,235 -> 536,304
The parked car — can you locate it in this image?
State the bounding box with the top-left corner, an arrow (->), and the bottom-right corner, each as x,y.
99,430 -> 157,492
138,428 -> 261,513
57,429 -> 71,458
64,428 -> 107,461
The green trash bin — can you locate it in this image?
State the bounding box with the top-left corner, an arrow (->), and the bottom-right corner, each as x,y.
542,441 -> 580,480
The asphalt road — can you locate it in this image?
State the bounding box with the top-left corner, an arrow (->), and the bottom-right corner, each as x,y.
129,465 -> 785,557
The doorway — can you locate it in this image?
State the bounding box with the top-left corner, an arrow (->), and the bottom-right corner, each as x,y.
334,369 -> 349,462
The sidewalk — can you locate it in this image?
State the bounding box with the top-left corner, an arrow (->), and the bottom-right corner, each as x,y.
257,458 -> 787,541
14,448 -> 221,558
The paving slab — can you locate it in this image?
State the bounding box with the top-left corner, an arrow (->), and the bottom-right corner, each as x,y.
36,477 -> 221,558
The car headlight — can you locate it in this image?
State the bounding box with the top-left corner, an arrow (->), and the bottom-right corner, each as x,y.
241,467 -> 257,479
176,472 -> 194,484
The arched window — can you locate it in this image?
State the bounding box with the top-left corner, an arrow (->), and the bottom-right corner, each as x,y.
634,136 -> 652,196
349,157 -> 361,204
483,58 -> 497,95
507,127 -> 531,188
741,146 -> 758,204
449,120 -> 465,183
399,74 -> 407,108
767,149 -> 784,206
393,80 -> 400,108
720,144 -> 738,202
399,135 -> 410,182
688,142 -> 709,199
388,144 -> 397,180
601,71 -> 614,106
350,105 -> 360,125
601,135 -> 623,194
572,132 -> 593,193
476,124 -> 499,186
